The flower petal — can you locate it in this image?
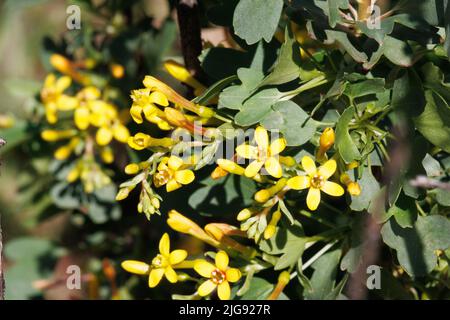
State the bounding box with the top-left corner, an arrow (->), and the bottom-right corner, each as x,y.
164,266 -> 178,283
194,260 -> 215,278
318,159 -> 337,179
96,127 -> 113,146
166,179 -> 181,192
150,91 -> 169,106
130,105 -> 143,124
217,281 -> 231,300
254,126 -> 268,151
287,176 -> 310,190
197,280 -> 216,297
302,156 -> 317,176
321,181 -> 345,197
306,187 -> 321,211
169,249 -> 188,265
168,156 -> 184,171
74,107 -> 90,130
148,268 -> 165,288
174,169 -> 195,185
121,260 -> 150,275
265,157 -> 283,178
226,268 -> 241,283
159,233 -> 170,256
269,138 -> 286,156
244,160 -> 264,178
55,76 -> 71,92
215,251 -> 229,271
236,144 -> 258,159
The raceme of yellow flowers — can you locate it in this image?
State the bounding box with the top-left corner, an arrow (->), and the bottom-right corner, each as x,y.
118,61 -> 363,300
40,54 -> 130,193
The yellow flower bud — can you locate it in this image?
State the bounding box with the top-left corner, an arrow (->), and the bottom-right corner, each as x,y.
211,166 -> 229,179
151,197 -> 160,209
217,159 -> 245,176
278,271 -> 291,285
101,147 -> 114,164
264,225 -> 276,240
347,161 -> 359,170
115,188 -> 130,201
127,133 -> 152,150
110,63 -> 125,79
121,260 -> 150,275
84,58 -> 97,69
237,208 -> 252,221
114,126 -> 129,142
74,106 -> 90,130
167,210 -> 198,234
279,156 -> 296,167
96,126 -> 113,146
319,127 -> 335,152
50,54 -> 72,74
67,166 -> 80,183
163,60 -> 206,94
125,163 -> 140,175
255,189 -> 271,203
41,129 -> 75,141
347,182 -> 361,196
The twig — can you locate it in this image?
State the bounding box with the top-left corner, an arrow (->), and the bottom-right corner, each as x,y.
175,0 -> 206,83
0,137 -> 5,300
346,120 -> 410,300
409,176 -> 450,192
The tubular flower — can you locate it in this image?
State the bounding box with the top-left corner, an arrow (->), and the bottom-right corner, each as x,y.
121,233 -> 188,288
287,156 -> 344,211
40,74 -> 78,124
130,88 -> 170,130
163,59 -> 206,96
194,251 -> 242,300
254,178 -> 287,203
153,156 -> 195,192
316,127 -> 335,162
127,132 -> 173,150
236,126 -> 286,179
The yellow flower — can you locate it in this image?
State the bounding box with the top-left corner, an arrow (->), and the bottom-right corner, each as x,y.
153,156 -> 195,192
236,126 -> 286,178
194,251 -> 241,300
130,88 -> 169,124
127,133 -> 173,150
287,156 -> 344,211
319,127 -> 335,152
121,233 -> 188,288
110,63 -> 125,79
40,74 -> 78,123
340,173 -> 362,196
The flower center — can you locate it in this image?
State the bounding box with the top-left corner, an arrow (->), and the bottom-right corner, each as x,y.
257,146 -> 268,161
152,254 -> 168,268
211,269 -> 226,284
311,174 -> 325,189
153,169 -> 173,187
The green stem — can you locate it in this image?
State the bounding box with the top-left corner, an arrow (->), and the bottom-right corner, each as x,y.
298,210 -> 336,228
280,75 -> 330,101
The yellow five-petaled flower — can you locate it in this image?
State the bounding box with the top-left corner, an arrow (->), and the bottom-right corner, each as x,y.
153,156 -> 195,192
121,233 -> 188,288
194,251 -> 241,300
236,126 -> 286,179
287,156 -> 344,211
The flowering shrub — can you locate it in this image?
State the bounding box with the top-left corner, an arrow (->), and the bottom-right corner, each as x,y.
1,0 -> 450,300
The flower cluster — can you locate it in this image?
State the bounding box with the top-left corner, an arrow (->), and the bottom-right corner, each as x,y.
40,54 -> 130,192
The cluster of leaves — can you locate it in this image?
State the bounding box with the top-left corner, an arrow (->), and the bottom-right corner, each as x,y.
1,0 -> 450,300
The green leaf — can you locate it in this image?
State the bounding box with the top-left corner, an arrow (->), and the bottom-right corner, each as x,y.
391,69 -> 426,116
381,215 -> 450,277
234,88 -> 282,126
237,277 -> 288,300
261,100 -> 317,146
414,90 -> 450,153
390,192 -> 418,228
343,78 -> 386,100
335,107 -> 361,163
341,214 -> 367,273
350,165 -> 380,211
258,27 -> 301,87
383,36 -> 414,67
327,0 -> 349,28
325,30 -> 368,63
233,0 -> 284,45
259,221 -> 304,255
304,248 -> 342,300
4,237 -> 53,261
218,68 -> 264,110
